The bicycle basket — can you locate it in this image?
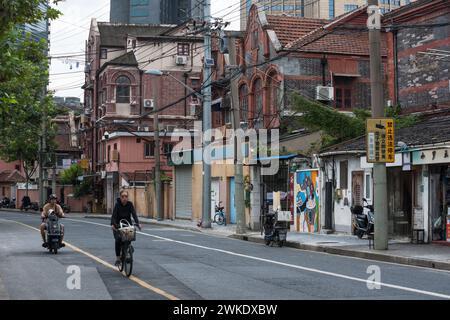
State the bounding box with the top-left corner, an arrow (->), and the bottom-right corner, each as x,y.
118,219 -> 136,242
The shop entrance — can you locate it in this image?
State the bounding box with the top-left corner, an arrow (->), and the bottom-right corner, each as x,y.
387,168 -> 413,239
429,165 -> 449,242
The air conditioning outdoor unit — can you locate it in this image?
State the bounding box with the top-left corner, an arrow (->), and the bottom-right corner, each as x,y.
111,150 -> 119,161
175,55 -> 188,65
165,125 -> 176,132
143,99 -> 154,109
316,86 -> 334,101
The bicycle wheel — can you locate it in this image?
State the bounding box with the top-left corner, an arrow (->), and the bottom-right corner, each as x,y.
124,244 -> 133,277
214,213 -> 225,225
118,244 -> 125,272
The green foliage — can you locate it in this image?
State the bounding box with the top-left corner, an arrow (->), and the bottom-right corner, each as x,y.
291,94 -> 366,146
60,164 -> 92,199
385,105 -> 420,129
290,95 -> 419,148
0,2 -> 60,176
0,0 -> 61,35
60,164 -> 83,185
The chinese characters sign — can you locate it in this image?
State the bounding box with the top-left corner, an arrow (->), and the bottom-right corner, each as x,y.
366,118 -> 395,163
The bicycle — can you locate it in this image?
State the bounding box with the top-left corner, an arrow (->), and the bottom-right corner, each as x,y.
117,220 -> 138,277
214,201 -> 227,226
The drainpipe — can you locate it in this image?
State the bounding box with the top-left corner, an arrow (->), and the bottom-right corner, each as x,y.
393,30 -> 399,106
139,69 -> 144,124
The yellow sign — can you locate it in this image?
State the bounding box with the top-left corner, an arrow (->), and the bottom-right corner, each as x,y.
366,118 -> 395,163
80,159 -> 89,170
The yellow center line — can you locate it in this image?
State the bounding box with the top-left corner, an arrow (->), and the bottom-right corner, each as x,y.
2,218 -> 179,301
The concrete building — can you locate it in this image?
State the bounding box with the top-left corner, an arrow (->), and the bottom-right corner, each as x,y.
110,0 -> 204,25
240,0 -> 415,30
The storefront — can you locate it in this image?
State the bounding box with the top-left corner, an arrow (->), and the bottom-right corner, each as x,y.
412,148 -> 450,242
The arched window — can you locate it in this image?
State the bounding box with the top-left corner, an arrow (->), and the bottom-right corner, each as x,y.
116,76 -> 131,103
239,85 -> 249,123
267,73 -> 281,115
253,78 -> 263,123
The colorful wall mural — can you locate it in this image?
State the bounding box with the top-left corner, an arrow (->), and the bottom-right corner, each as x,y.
295,169 -> 320,233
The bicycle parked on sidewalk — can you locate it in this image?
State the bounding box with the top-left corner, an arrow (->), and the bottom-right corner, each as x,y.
117,219 -> 139,277
213,201 -> 227,226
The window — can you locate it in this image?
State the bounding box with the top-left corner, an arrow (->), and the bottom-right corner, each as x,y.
329,0 -> 335,18
365,173 -> 371,199
267,73 -> 281,115
100,48 -> 107,59
253,78 -> 263,123
177,43 -> 190,56
344,4 -> 358,12
252,26 -> 258,49
107,145 -> 111,163
239,85 -> 249,123
144,142 -> 155,157
163,143 -> 173,155
116,76 -> 131,103
335,88 -> 352,109
339,160 -> 348,189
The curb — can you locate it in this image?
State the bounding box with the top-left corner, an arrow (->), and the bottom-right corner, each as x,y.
230,234 -> 450,272
0,208 -> 39,214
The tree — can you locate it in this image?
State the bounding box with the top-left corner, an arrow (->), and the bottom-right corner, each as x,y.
0,0 -> 60,36
60,164 -> 92,199
0,1 -> 60,194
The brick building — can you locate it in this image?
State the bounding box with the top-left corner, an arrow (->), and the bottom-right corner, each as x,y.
384,0 -> 450,113
82,20 -> 204,213
213,5 -> 387,131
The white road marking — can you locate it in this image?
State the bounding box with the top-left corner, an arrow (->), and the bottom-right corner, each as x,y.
66,218 -> 450,299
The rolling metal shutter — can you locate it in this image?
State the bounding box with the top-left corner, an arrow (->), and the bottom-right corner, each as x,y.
175,166 -> 192,219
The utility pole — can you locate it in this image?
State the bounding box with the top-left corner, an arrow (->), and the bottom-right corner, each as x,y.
152,75 -> 163,221
368,1 -> 388,250
227,33 -> 246,234
201,0 -> 212,228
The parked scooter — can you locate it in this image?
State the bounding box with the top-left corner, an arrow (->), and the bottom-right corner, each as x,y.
351,198 -> 374,239
0,197 -> 15,209
261,209 -> 289,247
20,196 -> 39,211
44,209 -> 64,254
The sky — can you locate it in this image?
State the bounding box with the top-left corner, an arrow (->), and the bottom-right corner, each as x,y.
49,0 -> 241,101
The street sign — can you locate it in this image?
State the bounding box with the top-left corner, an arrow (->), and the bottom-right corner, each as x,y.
366,118 -> 395,163
79,158 -> 89,170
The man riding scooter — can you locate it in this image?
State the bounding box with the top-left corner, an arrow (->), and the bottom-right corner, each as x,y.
40,194 -> 65,248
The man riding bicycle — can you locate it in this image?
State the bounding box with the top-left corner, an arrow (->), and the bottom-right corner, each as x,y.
40,194 -> 65,248
111,190 -> 142,266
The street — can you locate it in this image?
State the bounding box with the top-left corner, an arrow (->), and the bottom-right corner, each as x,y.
1,211 -> 450,300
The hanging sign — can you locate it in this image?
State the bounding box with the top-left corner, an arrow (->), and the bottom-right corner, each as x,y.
366,118 -> 395,163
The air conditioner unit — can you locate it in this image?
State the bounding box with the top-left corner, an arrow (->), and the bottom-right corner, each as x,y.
175,55 -> 188,65
165,125 -> 176,132
143,99 -> 154,109
316,86 -> 334,101
111,150 -> 119,161
137,126 -> 150,132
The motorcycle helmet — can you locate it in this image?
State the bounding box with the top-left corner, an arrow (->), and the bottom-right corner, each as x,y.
49,194 -> 57,200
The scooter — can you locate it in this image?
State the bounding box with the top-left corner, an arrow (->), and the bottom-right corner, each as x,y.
44,209 -> 64,254
351,198 -> 374,239
262,210 -> 288,247
0,197 -> 15,209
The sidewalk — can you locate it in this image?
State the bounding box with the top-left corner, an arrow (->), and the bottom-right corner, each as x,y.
84,213 -> 450,272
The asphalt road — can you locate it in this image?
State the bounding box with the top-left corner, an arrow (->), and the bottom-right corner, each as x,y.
1,210 -> 450,300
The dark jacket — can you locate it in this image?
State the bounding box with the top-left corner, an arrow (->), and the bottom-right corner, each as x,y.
111,198 -> 140,228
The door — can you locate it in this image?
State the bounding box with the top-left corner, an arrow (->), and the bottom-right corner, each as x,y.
175,166 -> 192,219
229,177 -> 236,224
211,179 -> 220,220
352,171 -> 364,206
